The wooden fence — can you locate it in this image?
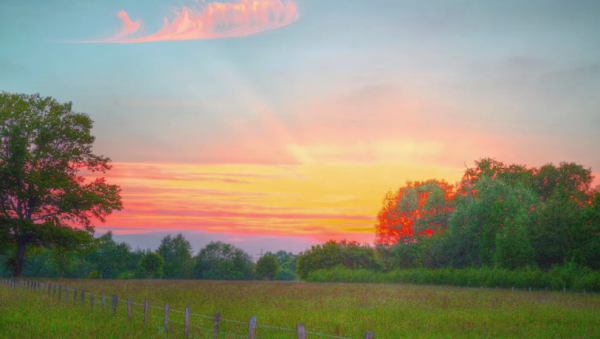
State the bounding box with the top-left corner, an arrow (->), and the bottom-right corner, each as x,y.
2,278 -> 375,339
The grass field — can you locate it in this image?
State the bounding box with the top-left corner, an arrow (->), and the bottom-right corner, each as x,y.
1,279 -> 599,339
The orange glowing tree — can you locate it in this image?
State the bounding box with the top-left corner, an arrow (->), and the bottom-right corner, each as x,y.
375,180 -> 456,244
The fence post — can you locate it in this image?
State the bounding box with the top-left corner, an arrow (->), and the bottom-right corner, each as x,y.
127,298 -> 132,321
102,295 -> 105,310
214,311 -> 221,339
48,282 -> 51,294
58,285 -> 62,300
296,324 -> 306,339
144,301 -> 149,325
73,288 -> 78,304
184,306 -> 190,337
91,293 -> 94,311
163,303 -> 170,332
365,332 -> 374,339
112,295 -> 118,314
53,284 -> 56,297
66,287 -> 70,300
81,291 -> 85,306
248,316 -> 256,339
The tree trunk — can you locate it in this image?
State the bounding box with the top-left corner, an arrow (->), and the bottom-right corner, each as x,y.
13,240 -> 27,277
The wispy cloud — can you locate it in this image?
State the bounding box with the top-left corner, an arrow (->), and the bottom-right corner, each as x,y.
75,0 -> 299,43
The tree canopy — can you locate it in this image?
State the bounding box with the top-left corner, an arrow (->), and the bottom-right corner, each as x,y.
157,233 -> 194,279
0,92 -> 122,277
376,179 -> 455,244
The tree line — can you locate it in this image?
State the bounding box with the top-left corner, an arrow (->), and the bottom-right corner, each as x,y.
0,232 -> 298,281
2,93 -> 599,285
295,158 -> 600,281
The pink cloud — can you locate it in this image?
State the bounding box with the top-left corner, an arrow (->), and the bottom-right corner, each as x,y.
75,0 -> 299,43
118,208 -> 374,221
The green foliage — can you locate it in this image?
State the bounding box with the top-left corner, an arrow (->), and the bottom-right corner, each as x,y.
157,234 -> 194,279
447,177 -> 539,267
276,268 -> 297,281
306,266 -> 600,292
86,232 -> 132,279
136,252 -> 164,279
193,241 -> 254,280
494,214 -> 535,269
256,255 -> 279,280
264,250 -> 298,272
296,240 -> 381,279
376,232 -> 454,270
0,92 -> 122,277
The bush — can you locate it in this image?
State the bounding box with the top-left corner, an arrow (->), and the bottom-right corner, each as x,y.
87,270 -> 99,279
276,269 -> 297,281
297,240 -> 382,279
304,265 -> 600,292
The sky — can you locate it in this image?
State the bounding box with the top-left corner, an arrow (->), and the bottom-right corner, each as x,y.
1,0 -> 599,255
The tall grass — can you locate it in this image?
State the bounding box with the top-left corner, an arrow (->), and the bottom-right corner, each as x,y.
306,265 -> 600,292
2,278 -> 600,338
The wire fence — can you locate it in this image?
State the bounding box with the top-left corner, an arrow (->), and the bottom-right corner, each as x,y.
1,278 -> 375,339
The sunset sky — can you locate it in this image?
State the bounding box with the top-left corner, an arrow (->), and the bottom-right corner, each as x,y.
1,0 -> 599,254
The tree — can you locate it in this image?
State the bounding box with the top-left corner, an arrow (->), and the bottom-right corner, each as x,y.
461,158 -> 534,190
579,192 -> 600,269
375,180 -> 455,244
194,241 -> 254,280
532,162 -> 593,202
0,93 -> 122,277
157,233 -> 194,279
494,213 -> 535,269
136,252 -> 164,279
296,240 -> 381,279
256,255 -> 279,280
264,250 -> 298,272
447,176 -> 539,267
87,232 -> 131,279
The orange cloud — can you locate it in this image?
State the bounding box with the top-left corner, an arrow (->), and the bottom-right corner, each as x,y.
77,0 -> 299,43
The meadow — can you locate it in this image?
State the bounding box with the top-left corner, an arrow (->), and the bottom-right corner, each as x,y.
1,279 -> 599,338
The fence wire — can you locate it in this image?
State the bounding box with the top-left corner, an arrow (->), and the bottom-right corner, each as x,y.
1,279 -> 358,339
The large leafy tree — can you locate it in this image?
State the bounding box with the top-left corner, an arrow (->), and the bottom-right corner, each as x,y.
194,241 -> 254,280
0,92 -> 122,277
256,255 -> 279,280
157,233 -> 194,279
448,176 -> 539,268
375,180 -> 455,244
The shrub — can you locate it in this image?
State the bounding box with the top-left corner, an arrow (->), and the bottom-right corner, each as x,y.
304,266 -> 600,292
276,269 -> 297,281
297,240 -> 382,279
